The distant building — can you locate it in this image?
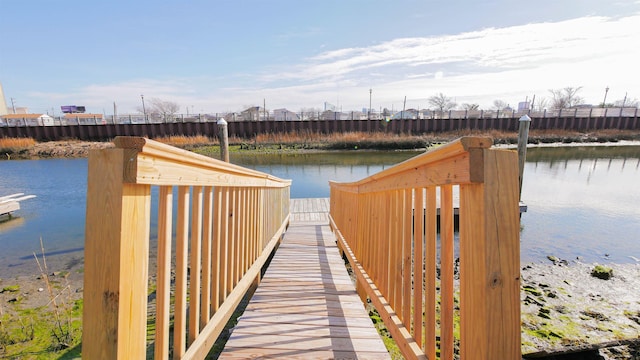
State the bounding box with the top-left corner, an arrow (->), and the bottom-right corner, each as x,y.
241,106 -> 269,121
273,108 -> 299,121
1,113 -> 55,126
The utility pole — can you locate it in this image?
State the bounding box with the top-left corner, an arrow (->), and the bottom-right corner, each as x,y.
141,94 -> 146,122
369,88 -> 372,120
11,97 -> 16,113
602,86 -> 609,108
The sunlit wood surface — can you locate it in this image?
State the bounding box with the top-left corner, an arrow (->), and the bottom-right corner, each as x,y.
219,198 -> 390,359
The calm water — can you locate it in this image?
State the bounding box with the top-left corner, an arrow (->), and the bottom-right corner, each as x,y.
1,146 -> 639,277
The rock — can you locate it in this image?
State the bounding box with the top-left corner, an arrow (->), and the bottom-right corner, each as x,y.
591,265 -> 613,280
524,295 -> 545,306
38,287 -> 44,292
538,307 -> 552,319
1,285 -> 20,293
554,305 -> 568,314
523,284 -> 543,297
581,310 -> 609,321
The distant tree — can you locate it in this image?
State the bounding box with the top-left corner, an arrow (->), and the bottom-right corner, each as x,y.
461,103 -> 480,111
138,98 -> 181,120
492,99 -> 508,110
428,93 -> 457,113
549,87 -> 584,109
614,97 -> 639,108
532,97 -> 548,112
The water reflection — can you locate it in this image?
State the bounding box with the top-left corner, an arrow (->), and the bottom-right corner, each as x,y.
521,146 -> 640,263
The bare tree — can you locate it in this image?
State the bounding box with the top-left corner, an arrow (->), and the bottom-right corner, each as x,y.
614,97 -> 639,108
549,87 -> 584,109
532,97 -> 548,112
138,98 -> 181,120
461,103 -> 480,111
428,93 -> 457,114
492,99 -> 508,110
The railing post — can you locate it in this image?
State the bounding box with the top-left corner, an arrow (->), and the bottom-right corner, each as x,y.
82,148 -> 151,359
459,148 -> 521,359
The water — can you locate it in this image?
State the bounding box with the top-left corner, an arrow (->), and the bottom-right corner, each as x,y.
1,146 -> 639,277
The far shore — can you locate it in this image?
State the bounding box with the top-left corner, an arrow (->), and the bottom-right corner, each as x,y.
1,129 -> 640,160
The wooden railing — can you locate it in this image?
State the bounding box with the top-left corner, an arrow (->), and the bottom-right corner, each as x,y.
82,136 -> 291,359
329,137 -> 521,360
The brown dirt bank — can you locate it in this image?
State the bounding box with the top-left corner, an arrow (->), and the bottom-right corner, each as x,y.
2,129 -> 640,160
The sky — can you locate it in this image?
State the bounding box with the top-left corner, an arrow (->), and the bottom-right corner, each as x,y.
1,0 -> 639,115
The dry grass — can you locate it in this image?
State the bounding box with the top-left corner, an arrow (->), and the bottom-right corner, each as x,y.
0,137 -> 36,149
254,131 -> 425,144
152,135 -> 213,146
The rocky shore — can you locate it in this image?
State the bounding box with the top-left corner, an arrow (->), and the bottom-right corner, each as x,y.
521,260 -> 640,358
3,139 -> 114,159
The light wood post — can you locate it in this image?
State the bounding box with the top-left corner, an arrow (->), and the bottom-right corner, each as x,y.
517,114 -> 531,200
218,118 -> 229,163
459,148 -> 521,360
82,149 -> 151,359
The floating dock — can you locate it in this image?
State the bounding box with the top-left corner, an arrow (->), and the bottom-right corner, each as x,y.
0,193 -> 36,218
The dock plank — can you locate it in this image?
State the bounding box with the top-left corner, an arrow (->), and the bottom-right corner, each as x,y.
219,198 -> 390,359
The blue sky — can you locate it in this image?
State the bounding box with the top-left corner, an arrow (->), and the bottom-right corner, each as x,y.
1,0 -> 639,115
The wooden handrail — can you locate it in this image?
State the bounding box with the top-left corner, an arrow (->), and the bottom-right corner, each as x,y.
82,137 -> 291,359
329,136 -> 521,360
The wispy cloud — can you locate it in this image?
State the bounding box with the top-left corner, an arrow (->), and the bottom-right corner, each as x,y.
251,13 -> 640,109
29,13 -> 640,113
270,14 -> 638,83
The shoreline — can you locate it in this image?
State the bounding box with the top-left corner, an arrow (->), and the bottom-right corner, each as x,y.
1,129 -> 640,160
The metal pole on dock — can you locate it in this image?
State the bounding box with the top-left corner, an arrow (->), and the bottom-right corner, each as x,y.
518,114 -> 531,200
217,118 -> 230,162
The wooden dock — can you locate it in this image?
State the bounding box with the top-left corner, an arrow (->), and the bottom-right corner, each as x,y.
219,198 -> 391,359
0,193 -> 36,218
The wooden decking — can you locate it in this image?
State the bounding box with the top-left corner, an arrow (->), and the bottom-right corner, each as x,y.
219,198 -> 391,359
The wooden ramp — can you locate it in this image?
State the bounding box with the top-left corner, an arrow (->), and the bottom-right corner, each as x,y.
219,198 -> 390,359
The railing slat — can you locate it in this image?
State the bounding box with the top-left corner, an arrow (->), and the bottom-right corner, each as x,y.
391,191 -> 403,314
425,186 -> 437,358
440,184 -> 455,360
174,186 -> 190,359
212,187 -> 223,312
155,186 -> 173,360
401,189 -> 412,326
221,187 -> 231,299
189,186 -> 203,344
201,186 -> 214,327
413,187 -> 424,349
381,192 -> 390,301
